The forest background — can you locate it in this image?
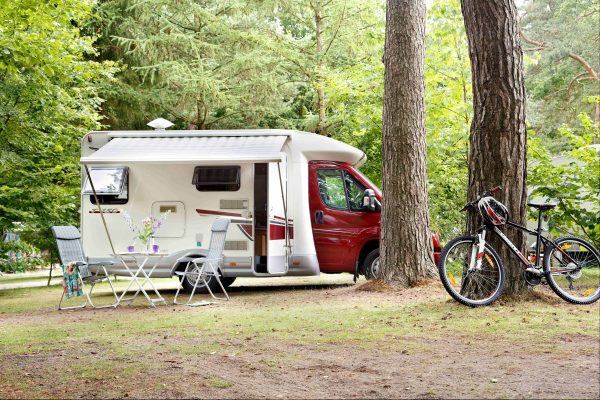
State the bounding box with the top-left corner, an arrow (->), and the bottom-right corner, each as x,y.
0,0 -> 598,272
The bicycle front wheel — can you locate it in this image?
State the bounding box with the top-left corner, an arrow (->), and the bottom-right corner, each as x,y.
438,236 -> 505,307
543,236 -> 600,304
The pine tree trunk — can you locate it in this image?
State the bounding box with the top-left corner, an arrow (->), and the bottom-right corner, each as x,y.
379,0 -> 436,286
314,1 -> 327,136
461,0 -> 528,295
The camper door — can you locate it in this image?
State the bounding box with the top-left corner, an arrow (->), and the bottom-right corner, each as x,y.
267,161 -> 289,274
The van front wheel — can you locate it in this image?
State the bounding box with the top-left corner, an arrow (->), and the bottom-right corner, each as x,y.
363,249 -> 380,280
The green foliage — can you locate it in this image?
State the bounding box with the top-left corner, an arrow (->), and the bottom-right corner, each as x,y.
0,0 -> 116,255
521,0 -> 599,134
325,6 -> 385,185
528,113 -> 600,246
95,0 -> 292,129
423,0 -> 472,241
0,240 -> 45,273
327,0 -> 471,241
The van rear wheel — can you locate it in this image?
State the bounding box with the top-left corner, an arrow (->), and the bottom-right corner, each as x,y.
363,249 -> 380,280
179,268 -> 233,294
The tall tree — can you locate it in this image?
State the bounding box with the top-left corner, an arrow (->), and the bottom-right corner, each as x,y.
379,0 -> 436,285
272,0 -> 379,135
0,0 -> 116,255
326,0 -> 472,241
95,0 -> 288,129
520,0 -> 599,131
462,0 -> 528,295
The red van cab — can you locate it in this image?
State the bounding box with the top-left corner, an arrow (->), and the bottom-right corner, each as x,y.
308,161 -> 442,278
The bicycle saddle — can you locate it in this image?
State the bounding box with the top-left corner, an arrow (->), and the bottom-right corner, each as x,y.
527,203 -> 557,211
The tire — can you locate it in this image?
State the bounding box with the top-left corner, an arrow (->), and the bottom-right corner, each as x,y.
363,249 -> 380,279
179,264 -> 223,294
438,236 -> 505,307
221,277 -> 236,288
543,236 -> 600,305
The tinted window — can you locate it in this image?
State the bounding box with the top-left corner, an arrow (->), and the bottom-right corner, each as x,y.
316,169 -> 348,210
193,166 -> 240,192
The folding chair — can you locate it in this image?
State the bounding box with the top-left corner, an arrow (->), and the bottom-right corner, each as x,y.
52,226 -> 118,310
174,218 -> 230,306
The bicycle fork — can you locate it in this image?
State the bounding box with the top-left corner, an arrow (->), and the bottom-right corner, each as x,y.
469,230 -> 487,272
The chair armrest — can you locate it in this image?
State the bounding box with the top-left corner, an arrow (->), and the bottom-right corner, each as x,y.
87,261 -> 115,266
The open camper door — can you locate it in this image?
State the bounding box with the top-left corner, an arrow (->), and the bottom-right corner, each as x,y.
266,159 -> 289,274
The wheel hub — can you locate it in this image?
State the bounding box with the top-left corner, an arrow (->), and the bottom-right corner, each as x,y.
371,257 -> 380,276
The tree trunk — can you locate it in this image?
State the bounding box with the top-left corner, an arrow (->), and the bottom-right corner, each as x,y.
314,1 -> 327,136
461,0 -> 528,295
379,0 -> 436,286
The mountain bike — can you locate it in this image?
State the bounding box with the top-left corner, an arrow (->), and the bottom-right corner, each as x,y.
438,186 -> 600,307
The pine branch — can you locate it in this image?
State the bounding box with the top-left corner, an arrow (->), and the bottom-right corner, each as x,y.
566,72 -> 592,100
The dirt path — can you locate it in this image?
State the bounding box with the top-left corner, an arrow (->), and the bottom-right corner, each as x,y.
1,278 -> 599,399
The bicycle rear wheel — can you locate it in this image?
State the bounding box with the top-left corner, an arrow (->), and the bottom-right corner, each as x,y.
438,236 -> 505,307
543,236 -> 600,304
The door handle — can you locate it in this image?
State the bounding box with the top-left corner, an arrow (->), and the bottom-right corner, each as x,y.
315,210 -> 324,224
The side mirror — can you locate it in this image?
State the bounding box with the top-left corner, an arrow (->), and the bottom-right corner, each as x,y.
363,189 -> 378,212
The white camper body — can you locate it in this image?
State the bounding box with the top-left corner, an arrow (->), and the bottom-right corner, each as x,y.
80,129 -> 366,279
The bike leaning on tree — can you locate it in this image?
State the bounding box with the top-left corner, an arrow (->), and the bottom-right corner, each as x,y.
437,186 -> 600,307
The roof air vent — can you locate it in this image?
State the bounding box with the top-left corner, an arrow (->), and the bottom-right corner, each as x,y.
147,118 -> 174,130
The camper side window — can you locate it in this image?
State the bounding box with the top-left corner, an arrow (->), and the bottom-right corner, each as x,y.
193,166 -> 241,192
83,167 -> 129,205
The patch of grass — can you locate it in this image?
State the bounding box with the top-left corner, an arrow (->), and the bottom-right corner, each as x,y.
205,375 -> 233,389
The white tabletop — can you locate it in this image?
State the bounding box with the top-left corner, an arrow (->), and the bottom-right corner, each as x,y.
113,252 -> 168,256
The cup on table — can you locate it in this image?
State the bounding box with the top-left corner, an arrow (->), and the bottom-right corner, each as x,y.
127,245 -> 135,252
152,244 -> 159,253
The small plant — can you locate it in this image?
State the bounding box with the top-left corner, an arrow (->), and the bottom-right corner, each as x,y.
122,211 -> 171,249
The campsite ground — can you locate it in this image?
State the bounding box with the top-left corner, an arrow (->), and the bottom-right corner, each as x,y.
0,274 -> 598,399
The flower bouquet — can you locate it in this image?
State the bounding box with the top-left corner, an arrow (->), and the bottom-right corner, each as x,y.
122,211 -> 171,252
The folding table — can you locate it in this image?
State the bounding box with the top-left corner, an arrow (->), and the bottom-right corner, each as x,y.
114,252 -> 167,307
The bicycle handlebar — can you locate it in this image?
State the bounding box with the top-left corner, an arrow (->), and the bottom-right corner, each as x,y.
461,185 -> 503,211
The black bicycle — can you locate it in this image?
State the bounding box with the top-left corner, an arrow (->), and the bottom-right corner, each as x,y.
438,186 -> 600,307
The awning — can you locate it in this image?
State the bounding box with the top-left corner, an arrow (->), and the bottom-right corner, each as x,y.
80,135 -> 288,164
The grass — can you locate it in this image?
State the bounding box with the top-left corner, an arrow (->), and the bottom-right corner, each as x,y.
1,281 -> 597,355
206,376 -> 233,389
0,274 -> 598,398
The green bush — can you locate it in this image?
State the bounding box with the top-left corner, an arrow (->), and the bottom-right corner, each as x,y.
528,112 -> 600,247
0,240 -> 46,273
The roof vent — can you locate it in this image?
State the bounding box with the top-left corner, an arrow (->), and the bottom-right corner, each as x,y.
147,118 -> 174,130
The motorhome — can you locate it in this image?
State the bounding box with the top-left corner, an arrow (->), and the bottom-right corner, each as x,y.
80,126 -> 441,292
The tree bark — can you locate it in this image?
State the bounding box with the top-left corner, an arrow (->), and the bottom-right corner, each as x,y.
379,0 -> 436,286
462,0 -> 528,295
314,0 -> 327,136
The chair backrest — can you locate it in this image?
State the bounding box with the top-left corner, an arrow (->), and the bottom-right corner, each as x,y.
206,218 -> 230,260
51,226 -> 86,265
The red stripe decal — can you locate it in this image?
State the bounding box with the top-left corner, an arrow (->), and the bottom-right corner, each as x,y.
273,215 -> 293,222
196,209 -> 243,217
269,224 -> 294,240
240,224 -> 253,240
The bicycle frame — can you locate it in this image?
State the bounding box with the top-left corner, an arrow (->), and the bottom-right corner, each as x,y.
474,208 -> 577,272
